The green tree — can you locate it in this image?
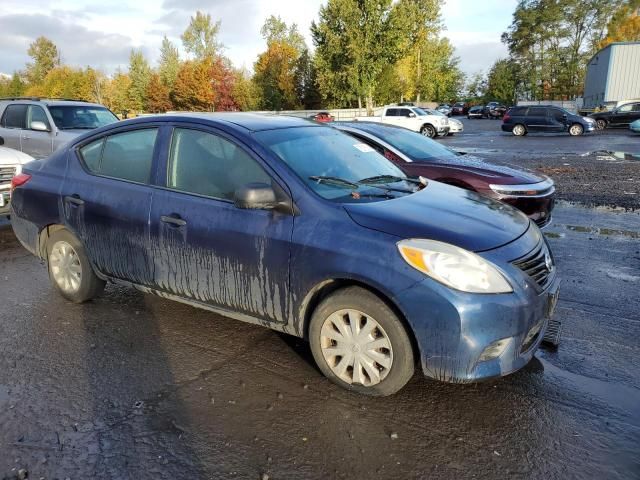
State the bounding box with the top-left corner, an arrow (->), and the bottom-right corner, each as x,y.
181,11 -> 222,61
313,0 -> 406,112
26,36 -> 60,86
1,73 -> 26,97
294,48 -> 322,109
465,71 -> 487,100
159,36 -> 181,88
599,0 -> 640,48
232,69 -> 261,111
485,59 -> 518,104
104,70 -> 134,115
127,49 -> 151,112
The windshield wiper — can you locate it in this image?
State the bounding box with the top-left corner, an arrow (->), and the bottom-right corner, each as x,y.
309,176 -> 359,189
358,175 -> 426,192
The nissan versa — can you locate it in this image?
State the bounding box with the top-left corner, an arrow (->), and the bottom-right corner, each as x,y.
10,114 -> 560,396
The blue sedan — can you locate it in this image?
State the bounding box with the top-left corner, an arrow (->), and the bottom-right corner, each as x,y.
9,113 -> 559,396
631,119 -> 640,133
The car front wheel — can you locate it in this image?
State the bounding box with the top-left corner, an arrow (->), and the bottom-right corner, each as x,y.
569,123 -> 584,136
420,125 -> 436,138
46,229 -> 105,303
309,286 -> 415,396
596,119 -> 607,130
512,124 -> 526,136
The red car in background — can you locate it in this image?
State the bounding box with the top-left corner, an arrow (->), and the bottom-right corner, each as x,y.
309,111 -> 334,123
335,122 -> 555,228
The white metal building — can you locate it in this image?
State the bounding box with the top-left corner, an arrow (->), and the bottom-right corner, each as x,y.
583,42 -> 640,109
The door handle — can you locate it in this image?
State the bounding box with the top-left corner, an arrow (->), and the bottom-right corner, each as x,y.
160,215 -> 187,227
64,195 -> 84,206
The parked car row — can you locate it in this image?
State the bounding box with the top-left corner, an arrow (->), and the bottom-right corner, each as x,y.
9,112 -> 560,396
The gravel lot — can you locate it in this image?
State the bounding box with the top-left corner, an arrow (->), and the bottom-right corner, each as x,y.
439,118 -> 640,210
0,121 -> 639,479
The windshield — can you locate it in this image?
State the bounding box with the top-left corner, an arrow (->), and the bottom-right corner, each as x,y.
48,106 -> 118,130
255,127 -> 412,201
371,126 -> 459,162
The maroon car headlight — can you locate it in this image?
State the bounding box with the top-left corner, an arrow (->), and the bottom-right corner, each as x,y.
489,177 -> 555,198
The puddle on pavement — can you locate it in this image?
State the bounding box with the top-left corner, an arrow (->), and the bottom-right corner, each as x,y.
563,225 -> 640,238
590,150 -> 640,162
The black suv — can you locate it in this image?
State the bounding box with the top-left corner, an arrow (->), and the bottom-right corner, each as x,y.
501,105 -> 596,136
589,102 -> 640,130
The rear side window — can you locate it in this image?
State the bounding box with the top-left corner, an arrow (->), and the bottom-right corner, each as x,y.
509,107 -> 526,116
528,107 -> 547,116
385,109 -> 399,117
79,128 -> 157,183
633,103 -> 640,112
1,104 -> 28,129
168,128 -> 271,200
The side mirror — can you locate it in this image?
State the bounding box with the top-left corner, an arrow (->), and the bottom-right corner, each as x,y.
408,112 -> 416,118
30,121 -> 50,132
234,183 -> 278,210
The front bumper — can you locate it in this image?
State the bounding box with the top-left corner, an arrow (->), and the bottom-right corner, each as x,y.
0,189 -> 10,216
437,126 -> 450,135
448,122 -> 463,133
394,233 -> 559,383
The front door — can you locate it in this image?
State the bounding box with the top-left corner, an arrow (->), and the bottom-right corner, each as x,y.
61,127 -> 160,285
21,105 -> 54,159
148,125 -> 294,324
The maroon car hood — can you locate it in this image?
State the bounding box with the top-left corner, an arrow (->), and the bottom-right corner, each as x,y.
405,154 -> 544,186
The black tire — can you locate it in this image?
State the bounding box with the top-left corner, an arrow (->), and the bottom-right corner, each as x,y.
420,125 -> 436,138
596,119 -> 607,130
46,229 -> 105,303
309,286 -> 415,396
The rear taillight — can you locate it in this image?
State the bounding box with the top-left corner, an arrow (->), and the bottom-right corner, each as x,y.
502,113 -> 511,122
10,173 -> 31,196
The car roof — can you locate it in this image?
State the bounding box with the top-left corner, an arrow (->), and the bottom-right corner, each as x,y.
132,112 -> 320,132
0,99 -> 106,108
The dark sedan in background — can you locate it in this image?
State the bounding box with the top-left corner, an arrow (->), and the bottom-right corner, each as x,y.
467,106 -> 484,119
502,105 -> 596,136
335,122 -> 556,227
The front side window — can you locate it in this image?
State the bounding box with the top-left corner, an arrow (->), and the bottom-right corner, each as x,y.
48,106 -> 118,130
79,128 -> 157,183
27,105 -> 51,130
618,104 -> 633,113
168,128 -> 271,200
1,104 -> 28,129
256,127 -> 409,201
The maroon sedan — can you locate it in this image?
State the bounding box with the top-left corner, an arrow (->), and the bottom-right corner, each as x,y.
335,122 -> 555,227
309,111 -> 334,123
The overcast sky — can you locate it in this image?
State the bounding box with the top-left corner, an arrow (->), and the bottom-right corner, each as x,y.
0,0 -> 517,79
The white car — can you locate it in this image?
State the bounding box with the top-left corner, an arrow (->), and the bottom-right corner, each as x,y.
0,144 -> 34,216
356,105 -> 449,138
423,108 -> 463,135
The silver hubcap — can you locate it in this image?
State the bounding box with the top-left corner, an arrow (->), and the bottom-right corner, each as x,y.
320,309 -> 393,387
514,125 -> 524,135
422,127 -> 433,137
50,241 -> 82,293
570,125 -> 581,135
597,120 -> 605,130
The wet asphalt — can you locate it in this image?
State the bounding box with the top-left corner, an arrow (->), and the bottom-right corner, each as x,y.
1,121 -> 639,480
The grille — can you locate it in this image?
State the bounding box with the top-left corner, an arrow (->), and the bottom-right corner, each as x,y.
0,165 -> 17,186
513,242 -> 554,289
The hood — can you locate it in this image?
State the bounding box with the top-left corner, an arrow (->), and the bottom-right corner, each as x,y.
0,147 -> 35,166
344,181 -> 530,252
425,154 -> 544,185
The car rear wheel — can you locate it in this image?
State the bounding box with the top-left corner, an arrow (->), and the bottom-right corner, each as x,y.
46,229 -> 105,303
596,119 -> 607,130
512,124 -> 526,136
420,125 -> 436,138
309,286 -> 415,396
569,123 -> 584,136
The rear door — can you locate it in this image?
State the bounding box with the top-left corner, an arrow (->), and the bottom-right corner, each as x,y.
21,105 -> 55,159
148,125 -> 294,324
62,126 -> 161,285
0,104 -> 27,151
612,103 -> 640,127
525,107 -> 549,132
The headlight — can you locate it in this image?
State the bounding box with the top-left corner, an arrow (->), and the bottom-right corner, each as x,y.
397,239 -> 513,293
14,164 -> 22,175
